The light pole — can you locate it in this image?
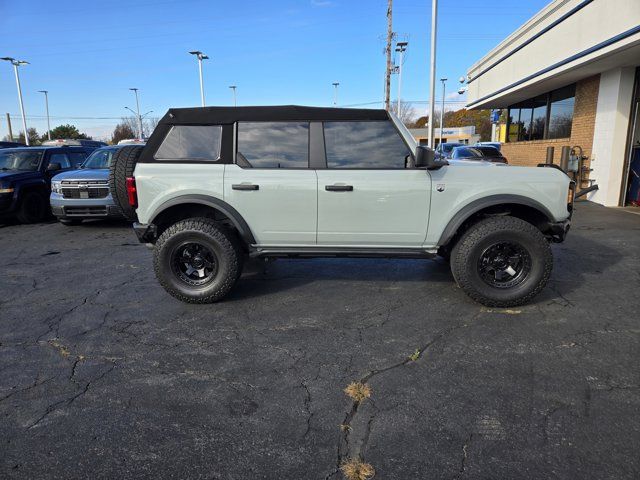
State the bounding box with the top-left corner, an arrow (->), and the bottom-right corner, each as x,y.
439,77 -> 447,147
1,57 -> 30,145
332,82 -> 339,106
189,51 -> 209,107
128,88 -> 144,140
395,41 -> 408,116
38,90 -> 51,140
229,85 -> 237,106
125,107 -> 153,139
427,0 -> 438,148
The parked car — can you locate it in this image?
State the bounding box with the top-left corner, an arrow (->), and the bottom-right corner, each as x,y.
450,146 -> 508,164
435,142 -> 465,159
475,141 -> 502,152
108,105 -> 574,307
0,141 -> 26,149
50,144 -> 144,225
42,138 -> 108,148
0,145 -> 97,223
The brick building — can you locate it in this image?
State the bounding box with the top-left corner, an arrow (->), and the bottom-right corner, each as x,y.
465,0 -> 640,206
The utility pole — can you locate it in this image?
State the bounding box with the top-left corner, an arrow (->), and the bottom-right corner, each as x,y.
427,0 -> 438,148
189,51 -> 209,107
439,77 -> 447,147
1,57 -> 30,145
129,88 -> 143,140
384,0 -> 393,111
229,85 -> 237,107
395,41 -> 408,116
38,90 -> 51,140
6,113 -> 13,141
332,82 -> 339,106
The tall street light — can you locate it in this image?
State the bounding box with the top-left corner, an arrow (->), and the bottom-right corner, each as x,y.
439,77 -> 447,147
395,41 -> 408,116
125,107 -> 153,139
189,51 -> 209,107
332,82 -> 340,106
427,0 -> 438,148
1,57 -> 30,145
38,90 -> 51,140
128,88 -> 144,140
229,85 -> 237,107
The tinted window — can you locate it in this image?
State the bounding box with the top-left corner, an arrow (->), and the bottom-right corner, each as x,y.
452,147 -> 482,159
49,153 -> 71,169
83,148 -> 114,169
324,121 -> 411,169
237,122 -> 309,168
475,146 -> 501,156
0,150 -> 43,171
155,125 -> 222,161
548,85 -> 575,139
69,151 -> 87,167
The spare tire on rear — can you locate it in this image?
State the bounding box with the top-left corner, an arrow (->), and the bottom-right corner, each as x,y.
109,145 -> 144,222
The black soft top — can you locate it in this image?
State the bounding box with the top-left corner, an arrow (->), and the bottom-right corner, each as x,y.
159,105 -> 390,125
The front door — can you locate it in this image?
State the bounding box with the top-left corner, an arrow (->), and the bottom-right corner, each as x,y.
224,121 -> 317,246
316,121 -> 431,247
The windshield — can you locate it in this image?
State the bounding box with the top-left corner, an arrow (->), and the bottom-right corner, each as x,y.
0,150 -> 44,171
452,147 -> 482,159
82,148 -> 114,169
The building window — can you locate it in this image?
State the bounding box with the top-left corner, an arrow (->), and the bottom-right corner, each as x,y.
506,84 -> 575,142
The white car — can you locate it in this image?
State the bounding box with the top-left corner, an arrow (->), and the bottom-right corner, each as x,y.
108,106 -> 573,307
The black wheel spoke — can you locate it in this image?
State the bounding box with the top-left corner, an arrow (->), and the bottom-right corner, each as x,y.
477,241 -> 531,289
171,242 -> 219,286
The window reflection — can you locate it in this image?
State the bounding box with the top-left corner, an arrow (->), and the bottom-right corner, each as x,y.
238,122 -> 309,168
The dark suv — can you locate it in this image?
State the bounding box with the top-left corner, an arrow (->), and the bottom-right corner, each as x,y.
0,146 -> 96,223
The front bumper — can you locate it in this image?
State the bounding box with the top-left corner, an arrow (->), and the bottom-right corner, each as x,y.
546,219 -> 571,243
50,193 -> 123,219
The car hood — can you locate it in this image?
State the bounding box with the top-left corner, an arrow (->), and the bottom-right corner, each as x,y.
447,159 -> 507,167
52,168 -> 109,181
0,170 -> 42,183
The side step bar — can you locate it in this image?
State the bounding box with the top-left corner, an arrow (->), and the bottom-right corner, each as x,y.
250,247 -> 437,259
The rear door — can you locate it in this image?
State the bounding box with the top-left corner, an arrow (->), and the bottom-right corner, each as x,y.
315,120 -> 431,247
224,121 -> 318,246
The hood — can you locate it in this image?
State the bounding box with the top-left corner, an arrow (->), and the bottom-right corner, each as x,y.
52,168 -> 109,182
0,170 -> 42,183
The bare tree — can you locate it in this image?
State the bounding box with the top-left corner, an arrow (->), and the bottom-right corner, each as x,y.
391,100 -> 416,126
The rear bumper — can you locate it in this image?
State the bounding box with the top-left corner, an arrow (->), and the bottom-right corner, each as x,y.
133,222 -> 157,243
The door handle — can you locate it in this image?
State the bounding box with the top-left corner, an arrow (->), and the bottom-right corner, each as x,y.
232,184 -> 259,191
325,185 -> 353,192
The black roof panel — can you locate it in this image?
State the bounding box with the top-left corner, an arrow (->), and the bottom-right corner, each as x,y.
159,105 -> 390,125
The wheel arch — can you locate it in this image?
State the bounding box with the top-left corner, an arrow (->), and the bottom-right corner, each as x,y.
149,194 -> 256,246
437,195 -> 555,248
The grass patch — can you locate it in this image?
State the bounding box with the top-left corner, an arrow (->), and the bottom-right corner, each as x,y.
344,382 -> 371,403
340,458 -> 375,480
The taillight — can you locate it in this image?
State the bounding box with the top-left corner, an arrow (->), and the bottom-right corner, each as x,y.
126,177 -> 137,208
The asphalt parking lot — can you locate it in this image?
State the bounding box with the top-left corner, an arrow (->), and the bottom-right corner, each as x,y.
1,201 -> 639,479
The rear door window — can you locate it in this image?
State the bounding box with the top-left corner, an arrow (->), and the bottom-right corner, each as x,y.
237,122 -> 309,168
154,125 -> 222,161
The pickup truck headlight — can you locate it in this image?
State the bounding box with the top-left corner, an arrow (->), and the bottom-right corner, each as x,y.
0,182 -> 14,194
51,180 -> 62,194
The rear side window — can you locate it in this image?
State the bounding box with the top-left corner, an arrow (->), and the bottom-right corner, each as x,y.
154,125 -> 222,161
324,121 -> 411,169
237,122 -> 309,168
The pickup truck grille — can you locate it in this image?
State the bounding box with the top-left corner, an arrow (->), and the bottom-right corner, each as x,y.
60,180 -> 110,199
64,206 -> 108,216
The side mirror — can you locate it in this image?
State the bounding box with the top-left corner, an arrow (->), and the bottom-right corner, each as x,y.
415,145 -> 448,170
47,162 -> 61,172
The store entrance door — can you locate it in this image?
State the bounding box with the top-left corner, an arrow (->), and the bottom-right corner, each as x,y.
623,69 -> 640,206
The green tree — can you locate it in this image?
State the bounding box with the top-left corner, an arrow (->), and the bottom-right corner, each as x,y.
4,128 -> 41,145
45,124 -> 91,141
110,121 -> 137,145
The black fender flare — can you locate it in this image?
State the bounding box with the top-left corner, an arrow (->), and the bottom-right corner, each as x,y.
149,194 -> 256,245
437,194 -> 555,246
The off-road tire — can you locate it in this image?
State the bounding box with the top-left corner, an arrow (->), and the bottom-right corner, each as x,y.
108,145 -> 144,222
59,218 -> 82,226
16,191 -> 48,223
153,217 -> 243,303
450,216 -> 553,307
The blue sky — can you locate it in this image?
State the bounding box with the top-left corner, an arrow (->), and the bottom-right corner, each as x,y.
0,0 -> 550,140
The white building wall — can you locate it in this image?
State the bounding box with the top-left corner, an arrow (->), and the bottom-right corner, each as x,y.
589,67 -> 636,206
